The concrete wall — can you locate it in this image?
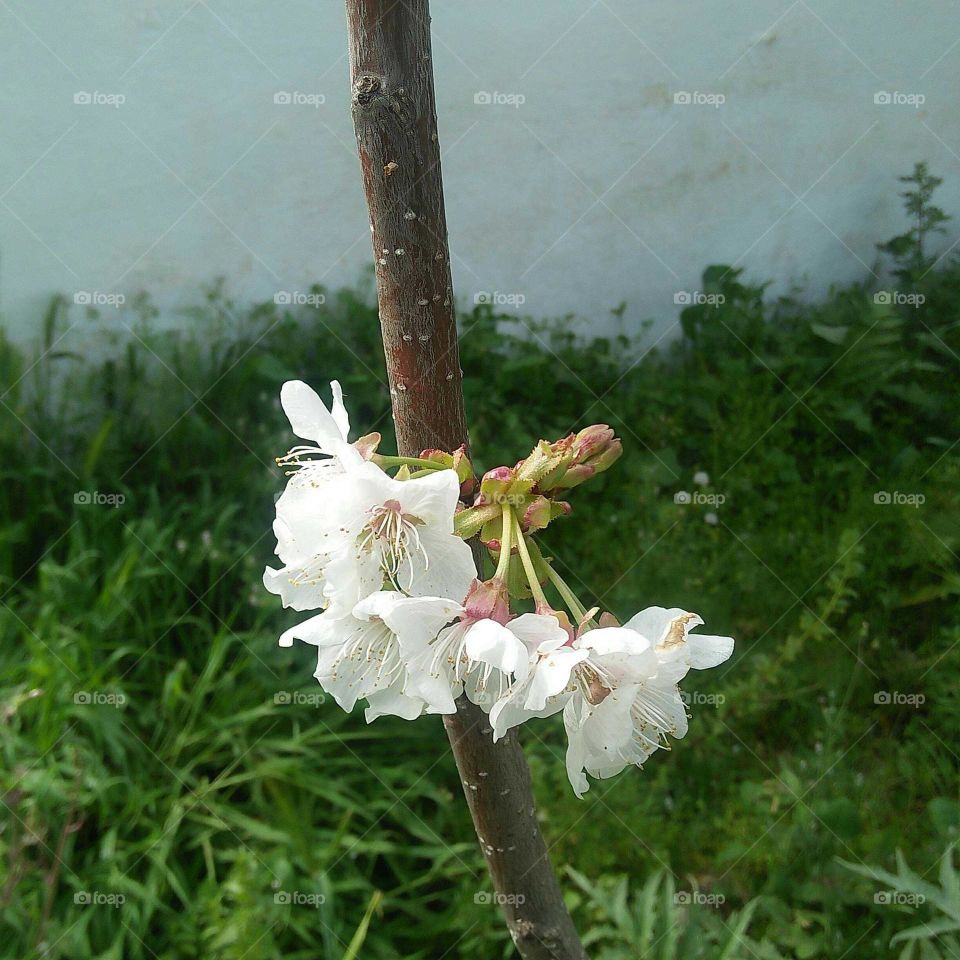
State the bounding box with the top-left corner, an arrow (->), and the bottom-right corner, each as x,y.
2,0 -> 958,346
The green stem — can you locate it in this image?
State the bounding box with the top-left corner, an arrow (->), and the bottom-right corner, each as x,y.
495,505 -> 513,581
377,455 -> 447,471
544,563 -> 588,622
513,512 -> 548,609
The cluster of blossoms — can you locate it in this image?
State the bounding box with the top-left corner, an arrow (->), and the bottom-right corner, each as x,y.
264,380 -> 734,796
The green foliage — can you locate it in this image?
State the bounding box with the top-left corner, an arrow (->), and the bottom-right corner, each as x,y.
0,166 -> 958,958
841,845 -> 960,959
567,869 -> 786,960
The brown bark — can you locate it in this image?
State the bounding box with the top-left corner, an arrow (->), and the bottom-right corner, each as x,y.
343,1 -> 587,957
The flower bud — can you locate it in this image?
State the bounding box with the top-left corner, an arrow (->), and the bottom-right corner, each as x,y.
571,424 -> 615,461
477,466 -> 516,505
521,495 -> 572,533
589,437 -> 622,473
542,427 -> 622,490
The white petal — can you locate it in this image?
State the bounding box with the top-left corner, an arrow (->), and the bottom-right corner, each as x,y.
623,606 -> 700,645
262,565 -> 323,612
280,380 -> 349,448
329,380 -> 350,443
580,687 -> 638,758
464,619 -> 531,682
400,528 -> 476,604
577,627 -> 651,658
563,698 -> 591,798
579,628 -> 658,686
364,686 -> 424,722
523,646 -> 587,711
277,608 -> 346,648
322,546 -> 384,613
685,633 -> 735,669
394,469 -> 462,529
508,613 -> 570,654
366,593 -> 464,653
489,692 -> 567,741
309,609 -> 398,710
404,649 -> 460,714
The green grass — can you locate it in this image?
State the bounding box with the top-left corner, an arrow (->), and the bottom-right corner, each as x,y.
1,164 -> 959,958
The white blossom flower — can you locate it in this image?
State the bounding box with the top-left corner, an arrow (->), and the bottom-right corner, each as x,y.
563,607 -> 734,797
404,615 -> 531,714
263,380 -> 363,610
318,462 -> 476,611
279,590 -> 463,721
479,606 -> 733,795
469,612 -> 589,738
263,380 -> 474,614
693,470 -> 710,486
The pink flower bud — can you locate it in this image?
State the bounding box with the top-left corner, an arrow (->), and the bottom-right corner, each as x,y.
477,465 -> 516,505
571,424 -> 615,461
522,495 -> 553,532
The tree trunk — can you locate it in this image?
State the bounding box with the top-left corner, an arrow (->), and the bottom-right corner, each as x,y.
342,2 -> 587,957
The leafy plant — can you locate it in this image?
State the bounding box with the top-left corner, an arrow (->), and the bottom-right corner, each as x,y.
841,846 -> 960,960
567,868 -> 786,960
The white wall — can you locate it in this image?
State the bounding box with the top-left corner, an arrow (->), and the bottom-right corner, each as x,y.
1,0 -> 958,347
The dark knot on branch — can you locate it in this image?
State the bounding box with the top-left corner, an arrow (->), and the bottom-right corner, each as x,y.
353,74 -> 383,107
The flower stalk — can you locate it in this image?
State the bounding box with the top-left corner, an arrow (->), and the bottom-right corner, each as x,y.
494,505 -> 513,581
544,561 -> 589,623
513,512 -> 549,610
